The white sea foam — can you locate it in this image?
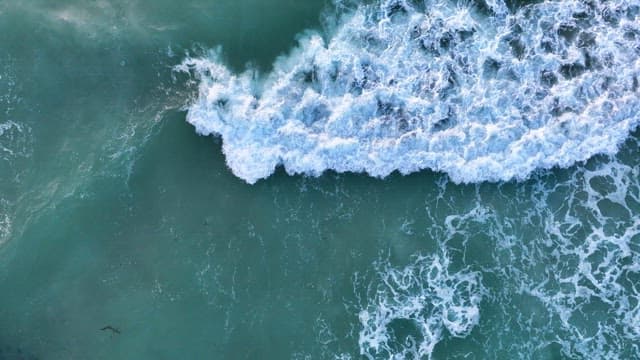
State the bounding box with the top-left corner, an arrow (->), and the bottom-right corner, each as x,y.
524,156 -> 640,358
178,0 -> 640,184
0,121 -> 25,159
334,132 -> 640,358
0,121 -> 22,246
1,58 -> 29,164
356,254 -> 484,359
0,200 -> 11,247
402,137 -> 640,358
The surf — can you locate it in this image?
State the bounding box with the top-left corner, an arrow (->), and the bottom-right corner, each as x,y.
178,0 -> 640,184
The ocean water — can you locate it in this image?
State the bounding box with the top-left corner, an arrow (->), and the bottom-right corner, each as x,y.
0,0 -> 639,359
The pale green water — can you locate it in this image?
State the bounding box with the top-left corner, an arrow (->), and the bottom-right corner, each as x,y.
1,1 -> 640,359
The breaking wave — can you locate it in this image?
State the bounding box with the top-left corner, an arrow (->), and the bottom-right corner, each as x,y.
178,0 -> 640,184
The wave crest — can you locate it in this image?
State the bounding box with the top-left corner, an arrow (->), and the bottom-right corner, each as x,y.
178,0 -> 640,184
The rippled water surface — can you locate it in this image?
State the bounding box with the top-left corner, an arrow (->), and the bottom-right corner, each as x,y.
0,0 -> 639,359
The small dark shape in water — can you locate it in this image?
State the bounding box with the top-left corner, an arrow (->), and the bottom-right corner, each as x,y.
100,326 -> 121,335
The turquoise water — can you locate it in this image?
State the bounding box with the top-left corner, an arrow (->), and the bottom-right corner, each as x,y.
1,0 -> 640,359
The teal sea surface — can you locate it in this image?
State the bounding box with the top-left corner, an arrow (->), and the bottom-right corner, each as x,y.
1,0 -> 640,359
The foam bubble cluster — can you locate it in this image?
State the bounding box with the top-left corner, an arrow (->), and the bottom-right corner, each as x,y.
397,135 -> 640,358
356,254 -> 484,359
524,156 -> 640,358
0,59 -> 25,247
178,0 -> 640,184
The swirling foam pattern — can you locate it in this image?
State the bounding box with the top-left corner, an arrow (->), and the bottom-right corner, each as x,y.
349,136 -> 640,358
178,0 -> 640,184
357,254 -> 484,359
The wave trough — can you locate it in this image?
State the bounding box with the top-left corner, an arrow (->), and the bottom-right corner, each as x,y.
178,0 -> 640,184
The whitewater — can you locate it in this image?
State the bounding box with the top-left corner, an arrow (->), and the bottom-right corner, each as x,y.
178,0 -> 640,184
